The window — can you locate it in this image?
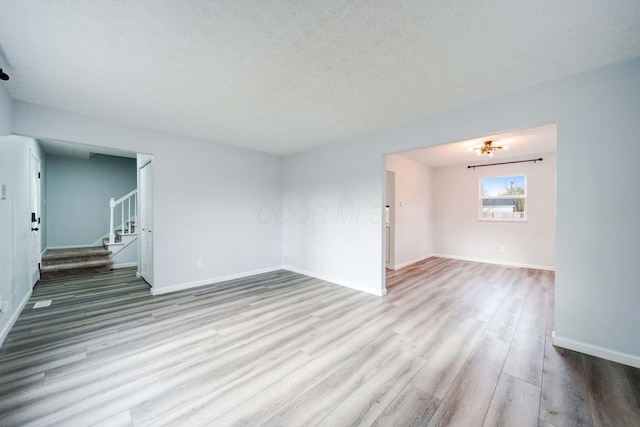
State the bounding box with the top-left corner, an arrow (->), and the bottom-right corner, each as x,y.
480,174 -> 526,221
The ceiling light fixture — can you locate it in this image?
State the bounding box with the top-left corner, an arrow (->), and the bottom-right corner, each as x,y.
0,69 -> 8,81
473,140 -> 505,157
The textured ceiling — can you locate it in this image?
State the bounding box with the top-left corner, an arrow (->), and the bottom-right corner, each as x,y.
400,123 -> 557,168
0,1 -> 638,155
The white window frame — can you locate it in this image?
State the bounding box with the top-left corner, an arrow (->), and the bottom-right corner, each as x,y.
479,174 -> 527,222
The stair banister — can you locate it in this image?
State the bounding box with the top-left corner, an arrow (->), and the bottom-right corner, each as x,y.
109,189 -> 137,244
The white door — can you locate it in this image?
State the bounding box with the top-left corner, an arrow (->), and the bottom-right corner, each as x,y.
29,151 -> 41,286
139,161 -> 154,285
385,170 -> 395,269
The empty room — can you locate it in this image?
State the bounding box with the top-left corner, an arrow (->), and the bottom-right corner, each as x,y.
1,1 -> 639,426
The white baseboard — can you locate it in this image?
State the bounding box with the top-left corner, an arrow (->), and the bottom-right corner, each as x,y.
552,331 -> 640,369
0,289 -> 33,347
150,266 -> 284,295
388,254 -> 433,271
431,253 -> 555,271
112,262 -> 137,269
283,266 -> 387,297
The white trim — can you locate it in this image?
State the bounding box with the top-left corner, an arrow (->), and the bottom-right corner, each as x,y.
431,253 -> 555,271
45,244 -> 102,250
283,266 -> 387,297
150,266 -> 284,295
0,289 -> 33,347
112,262 -> 137,269
387,254 -> 433,271
552,331 -> 640,369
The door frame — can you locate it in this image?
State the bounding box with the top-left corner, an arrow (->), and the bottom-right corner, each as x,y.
29,149 -> 41,287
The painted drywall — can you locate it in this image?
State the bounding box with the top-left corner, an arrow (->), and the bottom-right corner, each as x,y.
0,84 -> 11,135
0,135 -> 45,344
112,240 -> 137,267
432,153 -> 556,269
282,141 -> 385,294
283,58 -> 640,366
385,154 -> 433,269
13,103 -> 283,293
45,154 -> 137,247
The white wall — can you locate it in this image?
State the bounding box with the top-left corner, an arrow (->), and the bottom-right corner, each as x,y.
282,141 -> 384,295
46,154 -> 137,247
13,102 -> 283,293
282,58 -> 640,367
433,153 -> 556,269
385,154 -> 433,269
0,84 -> 15,344
0,134 -> 45,345
0,84 -> 11,135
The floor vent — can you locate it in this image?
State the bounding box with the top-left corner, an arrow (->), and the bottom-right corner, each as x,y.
33,300 -> 52,309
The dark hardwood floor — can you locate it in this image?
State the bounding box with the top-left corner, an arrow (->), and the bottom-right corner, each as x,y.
0,258 -> 639,426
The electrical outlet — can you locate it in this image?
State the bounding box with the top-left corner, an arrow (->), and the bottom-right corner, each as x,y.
500,246 -> 505,253
196,260 -> 203,268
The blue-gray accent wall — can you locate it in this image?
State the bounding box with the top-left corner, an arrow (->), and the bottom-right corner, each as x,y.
45,154 -> 136,247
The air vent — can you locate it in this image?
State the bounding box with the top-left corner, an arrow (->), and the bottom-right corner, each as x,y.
33,300 -> 52,309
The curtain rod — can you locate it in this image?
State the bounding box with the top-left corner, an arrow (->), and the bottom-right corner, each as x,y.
467,157 -> 543,169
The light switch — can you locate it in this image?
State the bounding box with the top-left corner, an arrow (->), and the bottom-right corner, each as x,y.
1,183 -> 6,200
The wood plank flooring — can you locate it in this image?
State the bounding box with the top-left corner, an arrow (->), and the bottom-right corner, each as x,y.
1,258 -> 639,426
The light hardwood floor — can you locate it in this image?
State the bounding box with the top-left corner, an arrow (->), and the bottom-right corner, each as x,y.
0,258 -> 639,426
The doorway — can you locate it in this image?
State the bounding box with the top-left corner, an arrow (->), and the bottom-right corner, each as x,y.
381,123 -> 557,292
138,159 -> 154,286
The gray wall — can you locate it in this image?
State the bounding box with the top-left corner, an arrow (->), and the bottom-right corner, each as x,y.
282,58 -> 640,367
0,83 -> 10,134
45,154 -> 137,247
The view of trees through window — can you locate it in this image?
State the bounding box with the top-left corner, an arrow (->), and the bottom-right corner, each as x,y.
480,175 -> 526,220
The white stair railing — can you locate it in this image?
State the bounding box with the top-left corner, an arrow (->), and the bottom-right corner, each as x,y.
109,189 -> 137,244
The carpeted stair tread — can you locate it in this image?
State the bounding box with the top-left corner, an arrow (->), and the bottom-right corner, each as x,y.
42,248 -> 111,265
42,247 -> 111,259
40,258 -> 113,272
40,246 -> 113,279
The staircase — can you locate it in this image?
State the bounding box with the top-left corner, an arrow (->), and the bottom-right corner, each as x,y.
102,219 -> 137,254
39,189 -> 138,280
40,247 -> 113,279
103,189 -> 138,256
